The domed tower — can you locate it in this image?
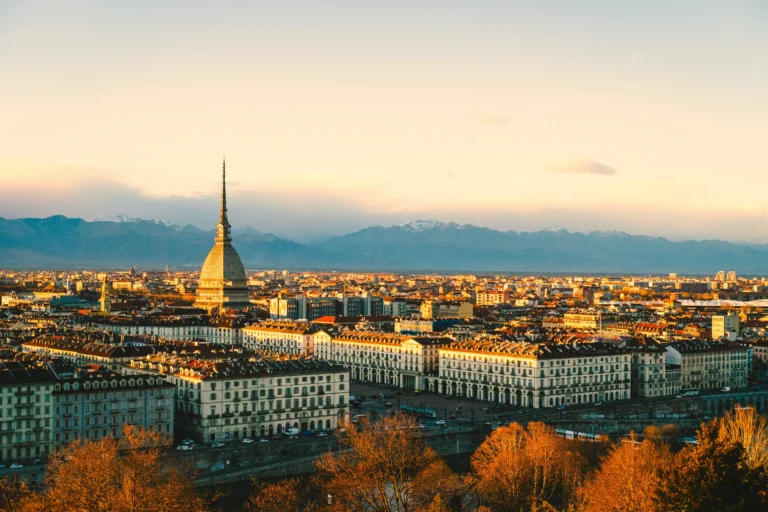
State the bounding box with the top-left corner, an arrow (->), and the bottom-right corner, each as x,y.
194,158 -> 250,313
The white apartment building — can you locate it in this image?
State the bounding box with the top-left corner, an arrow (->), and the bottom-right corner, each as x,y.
0,367 -> 55,463
128,357 -> 349,442
242,321 -> 318,356
314,331 -> 452,391
437,340 -> 631,409
97,322 -> 244,345
712,314 -> 740,341
420,300 -> 473,320
665,340 -> 749,391
475,291 -> 511,306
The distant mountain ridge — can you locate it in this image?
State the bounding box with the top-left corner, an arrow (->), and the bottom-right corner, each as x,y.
1,215 -> 767,273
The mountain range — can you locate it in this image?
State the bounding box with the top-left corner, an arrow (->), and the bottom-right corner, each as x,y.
1,216 -> 767,274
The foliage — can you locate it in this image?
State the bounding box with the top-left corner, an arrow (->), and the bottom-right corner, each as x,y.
313,414 -> 466,512
468,422 -> 585,512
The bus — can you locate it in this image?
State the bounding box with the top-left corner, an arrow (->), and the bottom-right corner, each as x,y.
555,429 -> 575,440
399,404 -> 438,419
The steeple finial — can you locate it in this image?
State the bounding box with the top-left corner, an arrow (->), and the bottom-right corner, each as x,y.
221,156 -> 227,219
216,157 -> 231,242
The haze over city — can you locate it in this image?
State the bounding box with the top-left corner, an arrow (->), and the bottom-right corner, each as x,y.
2,1 -> 768,241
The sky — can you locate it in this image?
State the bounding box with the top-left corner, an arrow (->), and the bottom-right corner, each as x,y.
1,1 -> 767,242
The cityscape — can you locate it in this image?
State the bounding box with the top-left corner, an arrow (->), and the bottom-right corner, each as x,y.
2,2 -> 768,511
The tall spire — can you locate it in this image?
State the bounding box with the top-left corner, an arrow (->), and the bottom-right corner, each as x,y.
216,157 -> 231,242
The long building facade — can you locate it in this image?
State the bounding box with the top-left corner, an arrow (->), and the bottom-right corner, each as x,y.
314,331 -> 451,391
437,340 -> 632,409
128,357 -> 349,442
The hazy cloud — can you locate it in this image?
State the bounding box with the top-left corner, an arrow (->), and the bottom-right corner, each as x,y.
545,159 -> 617,176
471,114 -> 509,126
3,177 -> 768,244
657,175 -> 673,182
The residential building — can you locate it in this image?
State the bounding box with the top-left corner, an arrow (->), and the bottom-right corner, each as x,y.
665,340 -> 749,391
52,366 -> 175,449
712,314 -> 740,340
475,290 -> 511,306
420,300 -> 473,320
314,331 -> 452,391
128,357 -> 349,442
242,321 -> 318,356
0,365 -> 56,463
437,340 -> 631,409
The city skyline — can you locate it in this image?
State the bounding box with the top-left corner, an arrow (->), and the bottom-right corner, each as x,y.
2,1 -> 768,242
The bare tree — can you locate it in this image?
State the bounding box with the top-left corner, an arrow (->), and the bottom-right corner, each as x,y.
315,414 -> 461,512
718,407 -> 768,471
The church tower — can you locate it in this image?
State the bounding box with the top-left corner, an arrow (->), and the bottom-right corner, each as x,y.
100,279 -> 111,315
194,158 -> 251,313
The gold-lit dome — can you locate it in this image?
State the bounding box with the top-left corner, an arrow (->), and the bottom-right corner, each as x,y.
194,159 -> 251,313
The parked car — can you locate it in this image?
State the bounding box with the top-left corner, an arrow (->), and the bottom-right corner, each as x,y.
259,438 -> 270,443
593,401 -> 603,406
33,459 -> 43,465
211,442 -> 225,448
241,438 -> 254,444
0,464 -> 6,469
721,386 -> 731,393
557,405 -> 565,410
180,438 -> 195,446
435,420 -> 446,427
176,445 -> 193,451
317,432 -> 328,437
10,464 -> 23,469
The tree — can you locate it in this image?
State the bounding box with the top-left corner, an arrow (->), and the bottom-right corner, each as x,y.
642,425 -> 662,442
469,422 -> 585,512
656,421 -> 768,511
0,476 -> 33,512
28,427 -> 211,512
660,424 -> 680,441
315,414 -> 463,512
245,478 -> 318,512
579,434 -> 670,512
718,407 -> 768,471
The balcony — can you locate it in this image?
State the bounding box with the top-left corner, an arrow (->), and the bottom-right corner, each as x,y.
15,390 -> 34,397
207,414 -> 221,419
240,411 -> 252,417
221,412 -> 234,419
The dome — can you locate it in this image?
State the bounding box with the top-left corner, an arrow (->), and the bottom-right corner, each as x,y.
199,243 -> 247,284
194,158 -> 251,312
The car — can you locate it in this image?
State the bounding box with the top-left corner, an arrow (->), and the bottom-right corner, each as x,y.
435,420 -> 446,426
557,405 -> 565,410
259,438 -> 270,443
517,410 -> 525,414
449,414 -> 457,420
593,401 -> 603,406
0,464 -> 5,469
180,438 -> 195,446
176,445 -> 193,451
10,464 -> 23,469
211,442 -> 225,448
384,402 -> 393,408
241,438 -> 254,444
418,423 -> 427,429
33,459 -> 43,465
317,432 -> 328,437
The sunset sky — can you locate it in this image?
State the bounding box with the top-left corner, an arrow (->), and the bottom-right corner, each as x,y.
1,1 -> 767,242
